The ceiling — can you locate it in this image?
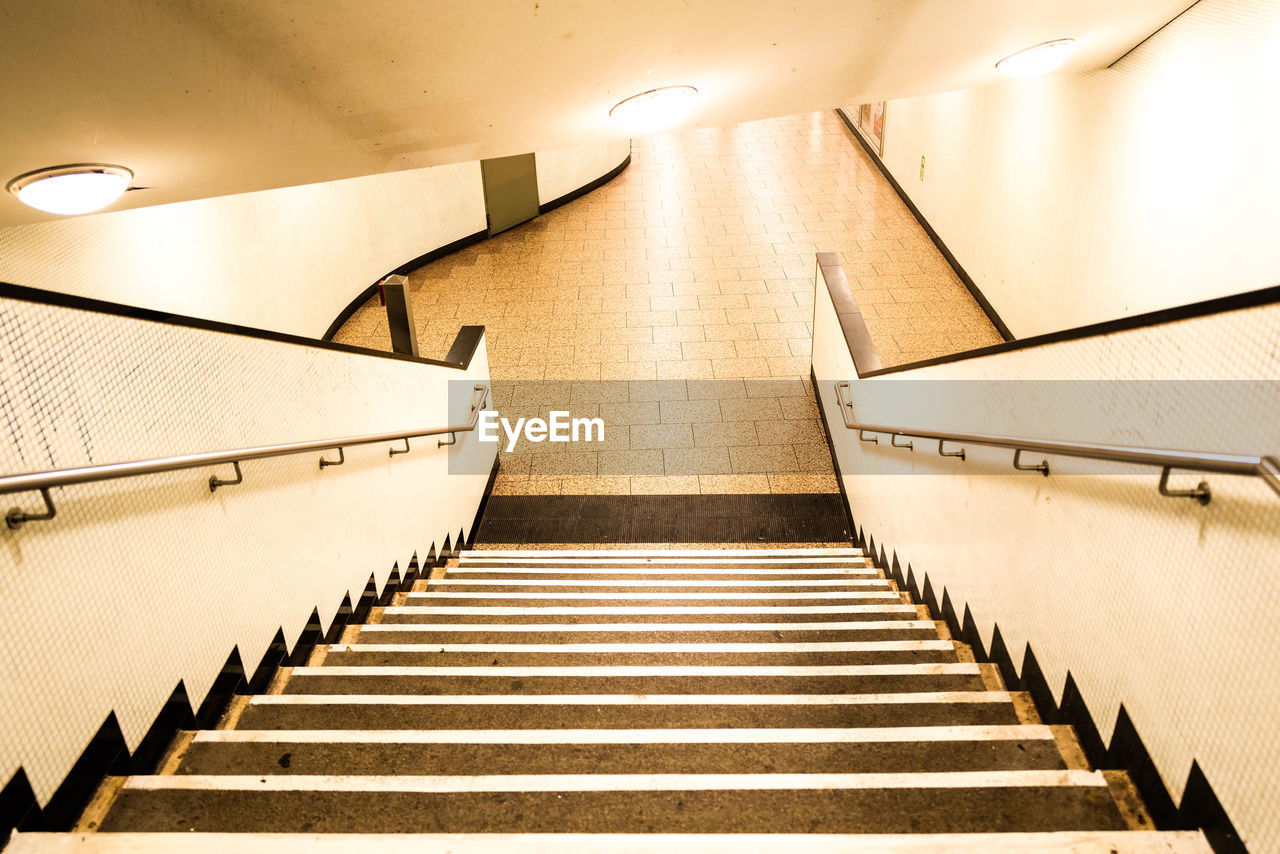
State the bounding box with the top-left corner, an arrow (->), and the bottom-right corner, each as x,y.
0,0 -> 1190,226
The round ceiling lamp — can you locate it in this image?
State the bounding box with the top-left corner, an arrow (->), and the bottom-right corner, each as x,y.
608,85 -> 699,134
995,39 -> 1076,79
7,164 -> 133,215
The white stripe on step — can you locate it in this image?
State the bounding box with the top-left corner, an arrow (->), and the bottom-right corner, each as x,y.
431,579 -> 886,587
194,724 -> 1051,745
446,567 -> 878,576
248,691 -> 1011,706
455,555 -> 865,560
290,663 -> 978,678
405,592 -> 900,601
328,641 -> 954,654
0,831 -> 1216,854
358,621 -> 935,634
382,605 -> 916,615
124,769 -> 1105,792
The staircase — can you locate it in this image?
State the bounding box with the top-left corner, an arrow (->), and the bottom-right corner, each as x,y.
11,547 -> 1208,852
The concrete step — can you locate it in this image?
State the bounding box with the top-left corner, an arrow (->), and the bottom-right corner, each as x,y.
5,831 -> 1215,854
280,662 -> 988,695
318,640 -> 960,667
400,592 -> 904,607
423,579 -> 893,592
456,551 -> 868,568
440,569 -> 882,580
98,770 -> 1128,834
238,692 -> 1026,731
352,620 -> 942,644
175,725 -> 1066,776
378,604 -> 921,624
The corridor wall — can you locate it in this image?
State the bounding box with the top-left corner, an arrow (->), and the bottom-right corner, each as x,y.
843,0 -> 1280,338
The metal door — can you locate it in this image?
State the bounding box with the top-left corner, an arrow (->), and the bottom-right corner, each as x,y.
481,153 -> 540,236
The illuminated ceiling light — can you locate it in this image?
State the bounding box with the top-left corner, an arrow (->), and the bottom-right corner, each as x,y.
7,164 -> 133,215
608,85 -> 699,133
995,39 -> 1076,79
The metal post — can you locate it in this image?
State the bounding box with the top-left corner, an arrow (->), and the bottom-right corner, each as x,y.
382,274 -> 419,357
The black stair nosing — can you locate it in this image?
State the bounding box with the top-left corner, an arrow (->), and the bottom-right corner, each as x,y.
352,628 -> 942,643
173,738 -> 1068,777
278,673 -> 990,696
316,649 -> 963,667
235,699 -> 1026,732
860,526 -> 1246,854
376,612 -> 921,625
98,784 -> 1128,835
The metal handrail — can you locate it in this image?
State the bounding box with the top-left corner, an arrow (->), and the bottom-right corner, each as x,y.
1,383 -> 490,529
833,380 -> 1280,505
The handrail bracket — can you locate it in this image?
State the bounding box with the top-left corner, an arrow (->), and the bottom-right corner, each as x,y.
1159,467 -> 1211,505
1013,449 -> 1050,477
390,438 -> 411,457
319,447 -> 346,469
6,488 -> 56,530
209,461 -> 244,493
938,440 -> 966,461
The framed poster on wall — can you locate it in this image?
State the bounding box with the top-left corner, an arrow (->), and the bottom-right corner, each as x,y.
854,102 -> 886,156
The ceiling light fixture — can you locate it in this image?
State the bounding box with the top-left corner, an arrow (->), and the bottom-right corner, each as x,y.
7,164 -> 133,215
608,85 -> 699,134
995,39 -> 1076,79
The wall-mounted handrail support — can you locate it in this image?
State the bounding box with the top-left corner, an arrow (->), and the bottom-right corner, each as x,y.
438,432 -> 457,448
938,440 -> 965,461
5,487 -> 56,530
209,461 -> 244,492
858,430 -> 878,444
890,434 -> 914,451
389,438 -> 411,457
832,379 -> 1278,506
1013,449 -> 1050,476
319,447 -> 346,468
1158,467 -> 1211,505
0,383 -> 490,529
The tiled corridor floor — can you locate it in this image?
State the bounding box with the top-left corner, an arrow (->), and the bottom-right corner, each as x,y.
335,110 -> 1002,495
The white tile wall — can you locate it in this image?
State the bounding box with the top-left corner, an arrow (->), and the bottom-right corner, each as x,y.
813,265 -> 1280,852
0,295 -> 495,803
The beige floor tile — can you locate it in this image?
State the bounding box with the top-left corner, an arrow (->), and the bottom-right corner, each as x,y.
599,449 -> 666,476
631,475 -> 703,495
794,443 -> 836,473
657,359 -> 716,380
720,396 -> 782,422
769,473 -> 840,493
698,474 -> 772,494
630,423 -> 695,450
530,451 -> 600,476
664,447 -> 734,476
754,419 -> 824,446
559,475 -> 632,495
659,399 -> 723,424
730,445 -> 799,474
690,415 -> 762,447
333,110 -> 1004,496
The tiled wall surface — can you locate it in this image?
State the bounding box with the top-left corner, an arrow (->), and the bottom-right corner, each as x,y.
860,0 -> 1280,337
336,111 -> 1002,494
813,272 -> 1280,851
0,295 -> 495,803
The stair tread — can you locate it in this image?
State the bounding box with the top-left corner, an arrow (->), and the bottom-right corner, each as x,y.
239,692 -> 1022,730
99,771 -> 1128,834
176,726 -> 1065,775
7,831 -> 1214,854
